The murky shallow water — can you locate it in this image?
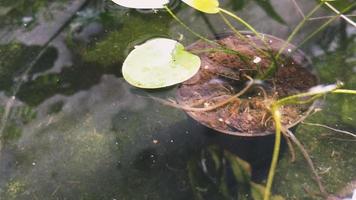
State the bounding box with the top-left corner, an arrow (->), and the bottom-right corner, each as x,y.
0,0 -> 355,199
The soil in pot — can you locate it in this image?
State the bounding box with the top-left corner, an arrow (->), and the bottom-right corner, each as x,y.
176,33 -> 319,137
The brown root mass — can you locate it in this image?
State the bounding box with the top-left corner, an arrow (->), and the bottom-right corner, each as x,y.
176,33 -> 318,136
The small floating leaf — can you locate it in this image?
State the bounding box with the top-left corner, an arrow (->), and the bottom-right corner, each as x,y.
182,0 -> 220,14
122,38 -> 201,89
111,0 -> 169,9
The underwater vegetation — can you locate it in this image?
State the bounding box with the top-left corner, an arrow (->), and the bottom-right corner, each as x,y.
113,0 -> 356,199
0,0 -> 355,199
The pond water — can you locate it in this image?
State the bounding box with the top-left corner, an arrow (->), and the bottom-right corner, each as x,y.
0,0 -> 355,199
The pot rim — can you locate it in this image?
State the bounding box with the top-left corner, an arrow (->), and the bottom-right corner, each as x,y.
178,31 -> 319,137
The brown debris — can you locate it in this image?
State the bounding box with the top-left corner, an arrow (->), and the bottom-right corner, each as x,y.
176,34 -> 318,136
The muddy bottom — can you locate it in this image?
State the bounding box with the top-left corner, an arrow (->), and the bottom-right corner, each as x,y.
176,33 -> 318,136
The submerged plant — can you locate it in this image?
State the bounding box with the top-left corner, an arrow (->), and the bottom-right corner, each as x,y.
112,0 -> 356,199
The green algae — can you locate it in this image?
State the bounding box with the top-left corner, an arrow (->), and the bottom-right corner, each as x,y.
0,0 -> 355,200
74,11 -> 171,67
0,0 -> 69,29
0,43 -> 56,92
2,181 -> 26,200
0,104 -> 36,143
273,113 -> 356,199
271,31 -> 356,199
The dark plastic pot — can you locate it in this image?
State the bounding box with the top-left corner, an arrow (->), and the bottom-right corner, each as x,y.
177,31 -> 319,137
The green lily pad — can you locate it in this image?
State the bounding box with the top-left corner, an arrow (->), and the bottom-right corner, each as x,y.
182,0 -> 220,14
122,38 -> 201,89
111,0 -> 169,9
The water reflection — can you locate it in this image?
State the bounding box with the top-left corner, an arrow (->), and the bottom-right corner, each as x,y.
0,0 -> 355,199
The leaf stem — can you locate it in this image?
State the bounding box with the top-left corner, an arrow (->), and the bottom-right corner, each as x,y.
164,6 -> 250,63
297,2 -> 356,49
264,105 -> 282,200
324,2 -> 356,27
219,8 -> 270,48
332,89 -> 356,95
276,3 -> 322,58
164,5 -> 215,45
219,12 -> 270,58
219,8 -> 263,42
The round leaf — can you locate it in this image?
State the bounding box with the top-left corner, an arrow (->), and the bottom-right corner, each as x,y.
111,0 -> 169,9
122,38 -> 201,89
181,0 -> 220,14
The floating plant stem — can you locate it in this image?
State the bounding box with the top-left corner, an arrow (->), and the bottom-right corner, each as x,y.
291,0 -> 305,19
218,8 -> 272,52
276,85 -> 338,106
218,8 -> 283,79
332,89 -> 356,95
164,6 -> 250,63
219,8 -> 264,43
264,104 -> 282,200
264,85 -> 356,199
164,5 -> 215,45
288,94 -> 324,105
309,14 -> 356,21
297,2 -> 356,49
219,12 -> 247,41
276,3 -> 323,58
219,12 -> 271,58
260,2 -> 324,79
324,2 -> 356,27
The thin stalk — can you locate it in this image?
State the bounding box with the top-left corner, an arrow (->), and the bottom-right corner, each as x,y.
291,0 -> 305,19
164,5 -> 216,45
219,8 -> 270,48
325,2 -> 356,27
263,86 -> 356,199
332,89 -> 356,95
219,12 -> 270,58
164,6 -> 250,64
297,16 -> 336,49
276,3 -> 323,58
302,122 -> 356,138
288,94 -> 324,105
218,8 -> 281,80
288,102 -> 319,128
219,12 -> 248,41
261,2 -> 324,79
297,2 -> 356,49
283,134 -> 296,162
309,14 -> 356,21
264,105 -> 282,200
276,85 -> 338,106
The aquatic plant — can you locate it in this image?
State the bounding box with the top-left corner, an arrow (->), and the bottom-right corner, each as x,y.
112,0 -> 356,199
122,38 -> 201,88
